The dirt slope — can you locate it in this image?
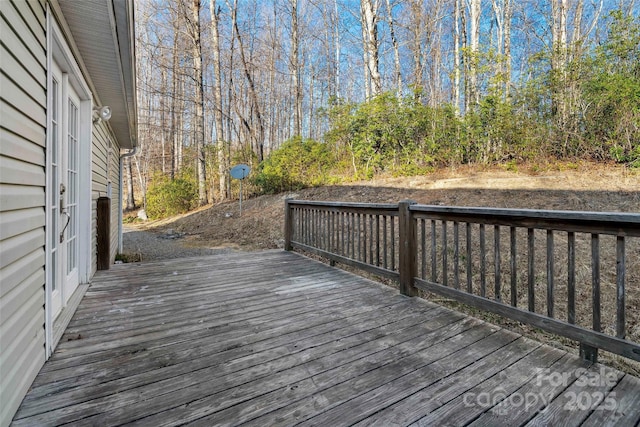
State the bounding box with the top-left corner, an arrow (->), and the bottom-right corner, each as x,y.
129,163 -> 640,251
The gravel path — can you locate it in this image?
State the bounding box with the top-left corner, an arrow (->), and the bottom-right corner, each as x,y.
122,225 -> 233,261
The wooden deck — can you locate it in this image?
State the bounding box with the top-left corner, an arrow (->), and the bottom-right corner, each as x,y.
12,250 -> 640,426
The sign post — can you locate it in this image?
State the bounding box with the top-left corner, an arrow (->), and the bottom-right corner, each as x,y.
230,164 -> 251,216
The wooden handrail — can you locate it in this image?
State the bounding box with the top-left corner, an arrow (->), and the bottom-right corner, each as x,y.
284,199 -> 640,363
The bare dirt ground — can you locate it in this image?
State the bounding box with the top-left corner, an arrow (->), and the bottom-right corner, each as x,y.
124,162 -> 640,374
127,163 -> 640,250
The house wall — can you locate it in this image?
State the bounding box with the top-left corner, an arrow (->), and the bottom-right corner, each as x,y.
0,1 -> 125,425
0,1 -> 48,426
91,120 -> 122,275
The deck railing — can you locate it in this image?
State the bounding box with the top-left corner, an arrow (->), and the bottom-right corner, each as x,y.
284,199 -> 640,363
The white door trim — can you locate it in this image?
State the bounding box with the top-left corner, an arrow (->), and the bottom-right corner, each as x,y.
45,7 -> 93,358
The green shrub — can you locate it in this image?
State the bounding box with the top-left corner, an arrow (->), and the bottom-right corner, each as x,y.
145,177 -> 198,219
253,137 -> 335,193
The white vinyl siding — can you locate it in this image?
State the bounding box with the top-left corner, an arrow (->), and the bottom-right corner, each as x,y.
0,0 -> 47,425
91,120 -> 122,271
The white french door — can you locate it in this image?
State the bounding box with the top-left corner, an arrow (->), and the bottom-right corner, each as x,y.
48,60 -> 80,320
49,60 -> 63,319
63,85 -> 80,299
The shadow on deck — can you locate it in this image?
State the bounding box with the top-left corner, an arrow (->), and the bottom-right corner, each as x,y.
12,251 -> 640,426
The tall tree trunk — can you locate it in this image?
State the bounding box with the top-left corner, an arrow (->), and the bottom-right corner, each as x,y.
170,15 -> 179,180
210,0 -> 227,200
291,0 -> 302,136
503,0 -> 512,99
268,3 -> 278,147
468,0 -> 481,109
409,0 -> 423,97
551,0 -> 568,124
191,0 -> 207,205
360,0 -> 371,100
461,1 -> 469,114
230,0 -> 265,162
361,0 -> 381,98
333,0 -> 341,99
427,1 -> 444,108
176,75 -> 184,172
160,67 -> 167,175
491,0 -> 512,99
454,0 -> 461,114
385,0 -> 402,97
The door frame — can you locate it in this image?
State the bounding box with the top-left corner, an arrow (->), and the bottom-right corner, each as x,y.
45,8 -> 93,357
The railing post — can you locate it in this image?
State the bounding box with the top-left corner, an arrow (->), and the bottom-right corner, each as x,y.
580,343 -> 598,364
399,200 -> 418,297
284,199 -> 293,251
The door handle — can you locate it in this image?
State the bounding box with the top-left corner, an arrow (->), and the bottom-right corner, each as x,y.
59,183 -> 66,210
60,211 -> 70,243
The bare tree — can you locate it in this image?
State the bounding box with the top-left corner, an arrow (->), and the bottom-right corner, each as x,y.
181,0 -> 208,205
210,0 -> 228,200
361,0 -> 382,98
229,0 -> 266,162
333,0 -> 341,99
491,0 -> 512,99
385,0 -> 402,97
290,0 -> 302,136
454,0 -> 462,113
551,0 -> 568,123
468,0 -> 481,109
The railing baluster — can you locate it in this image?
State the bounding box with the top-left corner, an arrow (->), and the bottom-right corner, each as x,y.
309,209 -> 313,246
420,219 -> 426,280
369,215 -> 374,265
480,224 -> 486,297
317,209 -> 321,248
314,209 -> 318,247
328,210 -> 331,251
383,215 -> 388,269
510,226 -> 517,307
308,208 -> 312,246
582,232 -> 602,363
466,223 -> 472,294
592,233 -> 601,332
362,213 -> 366,263
350,212 -> 355,259
442,221 -> 448,287
391,217 -> 396,271
362,213 -> 367,262
617,235 -> 626,338
300,208 -> 304,244
528,228 -> 535,312
567,232 -> 576,324
495,225 -> 501,302
309,208 -> 312,246
332,211 -> 336,252
340,211 -> 344,256
376,215 -> 380,266
547,230 -> 554,318
454,222 -> 460,289
357,213 -> 362,261
431,220 -> 437,282
343,211 -> 348,257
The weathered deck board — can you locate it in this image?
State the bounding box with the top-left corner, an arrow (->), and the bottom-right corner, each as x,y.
12,250 -> 640,426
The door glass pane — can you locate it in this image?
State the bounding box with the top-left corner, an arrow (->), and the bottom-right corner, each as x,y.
67,98 -> 79,275
51,78 -> 59,291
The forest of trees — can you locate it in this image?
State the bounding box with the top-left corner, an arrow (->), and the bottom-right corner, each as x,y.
129,0 -> 640,215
